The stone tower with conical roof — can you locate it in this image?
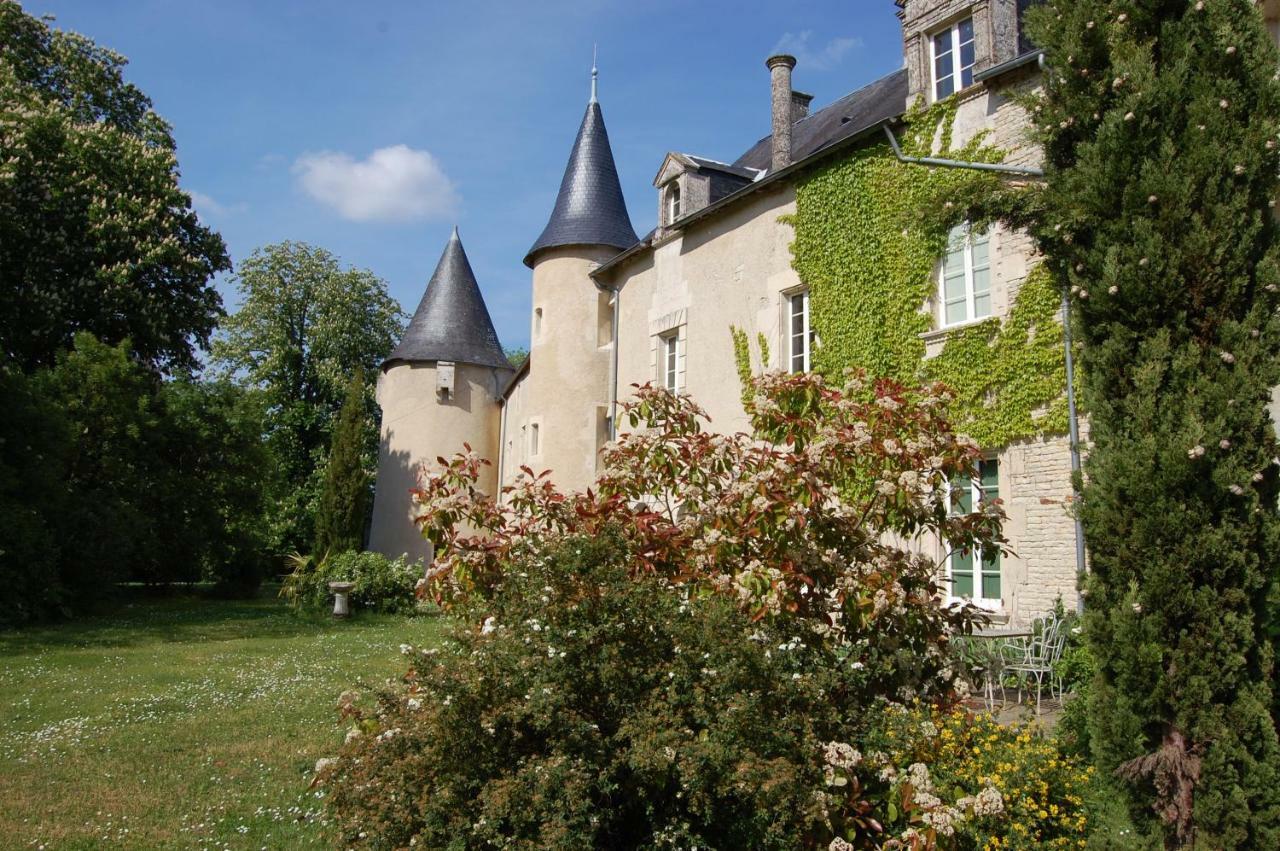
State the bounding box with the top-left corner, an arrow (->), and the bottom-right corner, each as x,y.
510,64 -> 638,493
369,228 -> 513,563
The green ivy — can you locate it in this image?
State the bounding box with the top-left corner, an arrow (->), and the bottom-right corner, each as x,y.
789,98 -> 1070,447
731,327 -> 771,411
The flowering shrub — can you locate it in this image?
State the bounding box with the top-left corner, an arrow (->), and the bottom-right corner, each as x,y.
418,372 -> 1003,699
322,534 -> 863,848
860,703 -> 1093,849
321,374 -> 1026,847
280,550 -> 420,614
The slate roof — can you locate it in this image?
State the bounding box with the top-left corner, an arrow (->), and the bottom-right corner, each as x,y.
685,155 -> 761,181
524,100 -> 639,267
732,68 -> 909,173
384,228 -> 512,372
591,68 -> 910,280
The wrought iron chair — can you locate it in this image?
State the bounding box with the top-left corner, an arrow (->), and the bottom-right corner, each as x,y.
1005,614 -> 1067,715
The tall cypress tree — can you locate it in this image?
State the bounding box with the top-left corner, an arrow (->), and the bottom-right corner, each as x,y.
1025,1 -> 1280,845
314,370 -> 371,556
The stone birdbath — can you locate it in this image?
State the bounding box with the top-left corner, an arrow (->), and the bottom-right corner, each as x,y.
328,581 -> 356,618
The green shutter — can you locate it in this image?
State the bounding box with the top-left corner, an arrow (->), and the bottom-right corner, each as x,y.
979,459 -> 1000,600
981,549 -> 1001,600
980,458 -> 999,501
952,548 -> 974,598
952,476 -> 972,515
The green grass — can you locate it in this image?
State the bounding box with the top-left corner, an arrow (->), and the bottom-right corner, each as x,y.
0,591 -> 447,849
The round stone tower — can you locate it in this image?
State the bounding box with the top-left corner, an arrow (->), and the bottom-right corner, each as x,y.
516,65 -> 638,492
369,228 -> 513,563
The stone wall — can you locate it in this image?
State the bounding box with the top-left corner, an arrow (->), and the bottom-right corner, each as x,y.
603,184 -> 801,439
369,361 -> 508,564
503,244 -> 618,493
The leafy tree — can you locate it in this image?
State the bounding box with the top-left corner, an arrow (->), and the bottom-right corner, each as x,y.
0,362 -> 73,624
315,370 -> 372,556
212,242 -> 404,554
0,1 -> 229,373
504,346 -> 528,370
43,333 -> 166,590
1023,2 -> 1280,845
4,335 -> 274,619
154,377 -> 272,593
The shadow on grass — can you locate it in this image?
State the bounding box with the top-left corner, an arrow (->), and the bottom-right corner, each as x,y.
0,586 -> 441,655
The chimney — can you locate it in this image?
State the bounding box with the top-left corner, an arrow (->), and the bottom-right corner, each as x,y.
766,53 -> 796,171
791,90 -> 815,120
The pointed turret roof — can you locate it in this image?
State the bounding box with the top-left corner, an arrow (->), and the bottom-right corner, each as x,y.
523,73 -> 638,267
384,228 -> 512,371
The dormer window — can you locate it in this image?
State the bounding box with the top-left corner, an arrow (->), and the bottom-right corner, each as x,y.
667,183 -> 681,224
932,17 -> 976,100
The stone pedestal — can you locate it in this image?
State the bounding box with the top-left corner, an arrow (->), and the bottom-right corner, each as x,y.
328,581 -> 355,618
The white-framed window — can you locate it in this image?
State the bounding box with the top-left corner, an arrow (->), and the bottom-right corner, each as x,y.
939,223 -> 991,327
788,289 -> 812,373
667,183 -> 681,223
931,16 -> 976,100
947,458 -> 1001,607
529,422 -> 540,457
661,332 -> 681,392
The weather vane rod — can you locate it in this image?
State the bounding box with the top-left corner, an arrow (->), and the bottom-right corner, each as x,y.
590,44 -> 598,104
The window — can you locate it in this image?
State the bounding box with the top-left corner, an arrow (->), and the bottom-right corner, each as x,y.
667,183 -> 681,223
940,223 -> 991,327
788,290 -> 812,373
661,333 -> 681,392
529,422 -> 540,457
931,17 -> 976,100
534,307 -> 543,337
948,458 -> 1001,606
1017,0 -> 1045,54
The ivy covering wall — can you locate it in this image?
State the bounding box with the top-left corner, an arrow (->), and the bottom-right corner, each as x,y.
786,100 -> 1070,448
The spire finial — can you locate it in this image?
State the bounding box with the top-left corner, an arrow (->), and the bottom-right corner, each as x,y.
590,45 -> 598,104
450,224 -> 459,241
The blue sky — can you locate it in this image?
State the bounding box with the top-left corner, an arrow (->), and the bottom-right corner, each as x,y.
28,0 -> 906,350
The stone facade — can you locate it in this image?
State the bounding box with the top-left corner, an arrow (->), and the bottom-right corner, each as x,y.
375,0 -> 1201,624
369,360 -> 508,562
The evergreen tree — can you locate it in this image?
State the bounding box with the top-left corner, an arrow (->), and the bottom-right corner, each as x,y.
1025,1 -> 1280,845
314,370 -> 371,557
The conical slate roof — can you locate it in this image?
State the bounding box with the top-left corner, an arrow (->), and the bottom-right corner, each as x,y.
524,99 -> 639,267
384,229 -> 512,371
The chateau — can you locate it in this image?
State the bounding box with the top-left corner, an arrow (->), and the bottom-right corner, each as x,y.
369,0 -> 1280,624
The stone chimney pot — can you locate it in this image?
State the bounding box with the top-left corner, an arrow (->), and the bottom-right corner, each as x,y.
766,54 -> 797,171
791,90 -> 814,120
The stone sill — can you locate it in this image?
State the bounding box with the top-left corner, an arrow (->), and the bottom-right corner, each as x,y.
919,316 -> 998,345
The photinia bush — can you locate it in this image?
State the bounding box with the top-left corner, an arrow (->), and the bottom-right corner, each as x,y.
418,371 -> 1003,691
320,373 -> 1040,848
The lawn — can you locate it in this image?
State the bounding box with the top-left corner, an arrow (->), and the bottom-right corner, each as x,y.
0,591 -> 447,849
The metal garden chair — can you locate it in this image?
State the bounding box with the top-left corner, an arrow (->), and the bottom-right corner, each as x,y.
1005,614 -> 1067,715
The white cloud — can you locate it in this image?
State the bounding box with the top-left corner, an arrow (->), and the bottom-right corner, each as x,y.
770,31 -> 863,71
292,145 -> 459,222
187,190 -> 246,217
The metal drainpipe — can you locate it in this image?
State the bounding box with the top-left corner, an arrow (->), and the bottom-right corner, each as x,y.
609,284 -> 621,440
883,121 -> 1086,613
496,373 -> 508,498
882,125 -> 1045,178
1060,290 -> 1087,615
